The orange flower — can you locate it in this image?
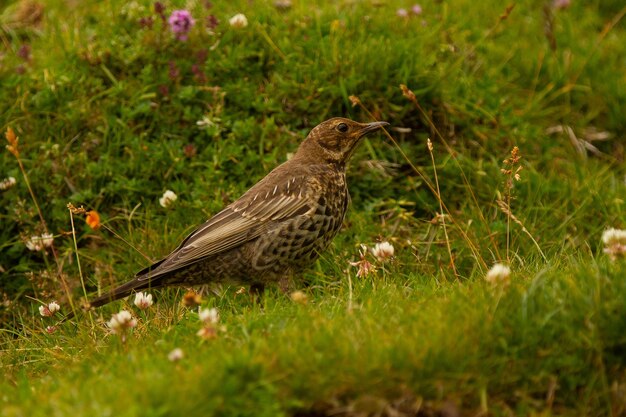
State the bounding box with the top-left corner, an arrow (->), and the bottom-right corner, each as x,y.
85,210 -> 101,229
5,127 -> 19,157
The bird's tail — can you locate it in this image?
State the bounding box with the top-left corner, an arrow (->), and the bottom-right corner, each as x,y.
62,277 -> 158,322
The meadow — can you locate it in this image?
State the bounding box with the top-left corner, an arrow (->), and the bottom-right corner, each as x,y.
1,0 -> 625,415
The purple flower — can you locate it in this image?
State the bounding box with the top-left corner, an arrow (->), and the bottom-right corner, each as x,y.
168,10 -> 195,41
206,15 -> 219,30
17,44 -> 31,60
139,16 -> 154,29
168,61 -> 179,80
411,4 -> 423,15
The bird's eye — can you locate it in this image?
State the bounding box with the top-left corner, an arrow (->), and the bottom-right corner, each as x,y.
336,123 -> 349,133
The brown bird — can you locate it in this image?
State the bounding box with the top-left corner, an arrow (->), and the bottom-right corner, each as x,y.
81,117 -> 388,313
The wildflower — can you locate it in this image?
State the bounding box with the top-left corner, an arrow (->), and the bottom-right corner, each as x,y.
139,16 -> 154,29
396,8 -> 409,18
411,4 -> 423,15
183,144 -> 197,158
86,210 -> 101,230
553,0 -> 570,9
602,228 -> 626,261
39,301 -> 60,317
229,13 -> 248,28
206,15 -> 219,30
107,310 -> 138,334
168,347 -> 184,362
134,292 -> 153,309
197,326 -> 218,340
275,0 -> 292,10
168,10 -> 195,41
198,307 -> 219,324
41,233 -> 53,247
349,245 -> 376,278
371,241 -> 395,261
17,44 -> 31,60
5,127 -> 19,157
26,233 -> 54,252
182,290 -> 202,307
45,325 -> 57,334
168,60 -> 179,80
290,290 -> 308,305
0,177 -> 17,191
485,263 -> 511,285
159,190 -> 177,208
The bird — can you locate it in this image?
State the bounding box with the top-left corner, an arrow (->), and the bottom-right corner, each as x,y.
75,117 -> 388,315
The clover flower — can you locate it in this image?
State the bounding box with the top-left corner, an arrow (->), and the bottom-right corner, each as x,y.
602,228 -> 626,261
134,292 -> 153,309
485,263 -> 511,286
168,348 -> 184,362
371,241 -> 395,262
107,310 -> 137,334
411,4 -> 423,15
168,10 -> 195,41
229,13 -> 248,28
26,233 -> 54,252
0,177 -> 16,191
198,307 -> 219,324
349,244 -> 376,278
39,301 -> 60,317
396,8 -> 409,18
159,190 -> 177,208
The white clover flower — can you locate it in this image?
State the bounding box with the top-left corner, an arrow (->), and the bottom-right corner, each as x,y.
0,177 -> 16,191
39,301 -> 60,317
602,228 -> 626,261
198,307 -> 219,324
26,237 -> 44,252
168,347 -> 184,362
41,233 -> 54,248
229,13 -> 248,28
107,310 -> 137,333
485,263 -> 511,285
134,292 -> 153,309
159,190 -> 178,208
371,241 -> 395,261
602,228 -> 626,245
25,233 -> 54,252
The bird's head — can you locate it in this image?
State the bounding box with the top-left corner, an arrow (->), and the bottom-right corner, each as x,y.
295,117 -> 389,166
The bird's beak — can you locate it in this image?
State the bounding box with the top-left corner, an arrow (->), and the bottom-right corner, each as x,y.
356,121 -> 389,137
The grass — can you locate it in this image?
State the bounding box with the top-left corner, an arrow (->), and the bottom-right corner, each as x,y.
1,0 -> 626,415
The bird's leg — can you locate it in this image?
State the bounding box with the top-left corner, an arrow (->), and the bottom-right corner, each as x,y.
249,282 -> 265,304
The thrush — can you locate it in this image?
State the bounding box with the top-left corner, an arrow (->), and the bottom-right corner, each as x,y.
81,117 -> 388,313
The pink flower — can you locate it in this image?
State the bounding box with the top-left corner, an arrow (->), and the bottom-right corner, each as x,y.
396,8 -> 409,18
411,4 -> 423,15
168,10 -> 195,41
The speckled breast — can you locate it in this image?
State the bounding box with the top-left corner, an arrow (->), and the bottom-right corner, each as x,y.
251,172 -> 349,277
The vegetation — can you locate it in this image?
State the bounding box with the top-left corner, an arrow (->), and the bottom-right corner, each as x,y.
1,0 -> 625,415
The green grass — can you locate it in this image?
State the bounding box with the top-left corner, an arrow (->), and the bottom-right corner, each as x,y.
1,0 -> 626,415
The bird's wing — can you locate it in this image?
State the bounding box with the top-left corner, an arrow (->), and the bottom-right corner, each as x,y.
137,176 -> 313,280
